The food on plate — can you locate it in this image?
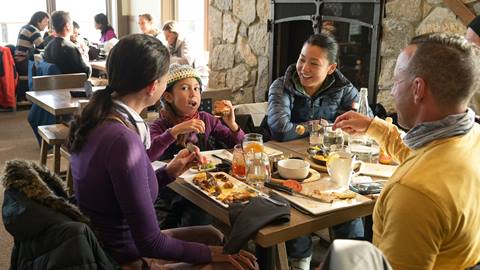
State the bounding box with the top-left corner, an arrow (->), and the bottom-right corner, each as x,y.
193,172 -> 221,196
193,172 -> 207,182
223,181 -> 234,189
214,100 -> 231,117
192,172 -> 258,205
282,180 -> 303,193
333,190 -> 357,199
295,125 -> 305,135
214,174 -> 228,182
311,189 -> 357,202
311,154 -> 328,166
192,161 -> 216,171
217,190 -> 254,204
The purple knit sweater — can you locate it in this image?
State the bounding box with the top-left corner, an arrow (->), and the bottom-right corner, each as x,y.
71,121 -> 211,264
147,111 -> 245,161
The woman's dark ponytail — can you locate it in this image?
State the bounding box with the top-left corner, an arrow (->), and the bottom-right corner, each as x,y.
67,34 -> 169,153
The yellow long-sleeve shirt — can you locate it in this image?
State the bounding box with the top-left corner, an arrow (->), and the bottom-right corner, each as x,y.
366,117 -> 480,270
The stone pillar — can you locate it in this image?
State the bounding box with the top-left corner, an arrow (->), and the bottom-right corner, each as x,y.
208,0 -> 270,104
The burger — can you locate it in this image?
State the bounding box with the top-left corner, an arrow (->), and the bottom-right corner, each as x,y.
214,101 -> 230,117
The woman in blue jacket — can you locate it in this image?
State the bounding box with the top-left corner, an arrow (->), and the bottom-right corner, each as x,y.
267,33 -> 361,142
267,33 -> 365,269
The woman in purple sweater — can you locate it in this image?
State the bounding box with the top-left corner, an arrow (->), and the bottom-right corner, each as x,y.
68,34 -> 256,270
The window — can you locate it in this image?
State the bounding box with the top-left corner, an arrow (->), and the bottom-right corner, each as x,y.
175,0 -> 206,51
55,0 -> 108,43
0,1 -> 109,45
0,0 -> 48,45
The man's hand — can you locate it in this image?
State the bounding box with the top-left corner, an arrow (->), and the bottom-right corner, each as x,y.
165,149 -> 196,178
333,111 -> 373,135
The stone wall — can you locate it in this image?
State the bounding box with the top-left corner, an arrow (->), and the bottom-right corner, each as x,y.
378,0 -> 480,113
208,0 -> 270,104
208,0 -> 480,110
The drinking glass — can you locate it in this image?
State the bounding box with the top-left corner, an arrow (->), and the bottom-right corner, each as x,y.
327,149 -> 357,191
245,152 -> 271,190
232,144 -> 246,180
322,126 -> 344,153
243,133 -> 264,154
309,120 -> 323,146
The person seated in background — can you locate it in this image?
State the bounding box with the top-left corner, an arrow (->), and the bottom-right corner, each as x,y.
138,13 -> 160,38
94,13 -> 117,43
70,21 -> 90,62
148,63 -> 245,229
333,32 -> 480,269
68,34 -> 257,270
14,11 -> 50,76
266,33 -> 367,270
44,11 -> 91,76
162,20 -> 193,66
42,29 -> 56,47
267,33 -> 370,142
466,15 -> 480,115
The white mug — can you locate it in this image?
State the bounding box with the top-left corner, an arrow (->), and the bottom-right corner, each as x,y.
327,150 -> 361,191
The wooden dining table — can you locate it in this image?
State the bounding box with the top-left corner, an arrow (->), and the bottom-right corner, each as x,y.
168,139 -> 376,269
26,88 -> 89,116
90,60 -> 107,72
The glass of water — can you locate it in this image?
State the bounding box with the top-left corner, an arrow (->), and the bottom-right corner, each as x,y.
322,126 -> 344,153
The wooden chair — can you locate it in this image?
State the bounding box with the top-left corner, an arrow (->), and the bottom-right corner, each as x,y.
35,73 -> 86,175
38,123 -> 70,175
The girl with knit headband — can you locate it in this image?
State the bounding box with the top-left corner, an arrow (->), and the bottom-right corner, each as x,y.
148,64 -> 245,161
148,63 -> 245,229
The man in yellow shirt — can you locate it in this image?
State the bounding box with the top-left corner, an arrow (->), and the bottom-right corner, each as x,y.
333,33 -> 480,269
466,15 -> 480,114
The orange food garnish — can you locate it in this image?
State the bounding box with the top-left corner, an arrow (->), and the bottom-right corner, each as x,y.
283,180 -> 302,193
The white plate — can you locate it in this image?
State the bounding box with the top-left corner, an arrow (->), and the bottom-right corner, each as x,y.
350,144 -> 379,155
182,172 -> 260,208
358,163 -> 397,178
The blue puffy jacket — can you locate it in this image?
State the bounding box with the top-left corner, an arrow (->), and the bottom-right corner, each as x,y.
267,64 -> 364,141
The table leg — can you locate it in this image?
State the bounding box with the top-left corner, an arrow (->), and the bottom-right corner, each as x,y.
275,243 -> 289,270
256,243 -> 289,270
39,140 -> 48,166
53,144 -> 61,174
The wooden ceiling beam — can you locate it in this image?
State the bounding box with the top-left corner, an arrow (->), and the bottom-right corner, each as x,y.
443,0 -> 476,26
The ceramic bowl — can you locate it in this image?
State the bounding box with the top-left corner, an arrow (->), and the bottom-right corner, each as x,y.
277,159 -> 310,180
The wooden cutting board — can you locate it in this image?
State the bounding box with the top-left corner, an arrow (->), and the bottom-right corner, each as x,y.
271,178 -> 373,215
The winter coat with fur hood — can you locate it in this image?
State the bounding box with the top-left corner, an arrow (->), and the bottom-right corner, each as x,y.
1,160 -> 115,270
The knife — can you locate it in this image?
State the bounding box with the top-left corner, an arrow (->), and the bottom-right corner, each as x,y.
212,154 -> 232,165
264,181 -> 332,203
